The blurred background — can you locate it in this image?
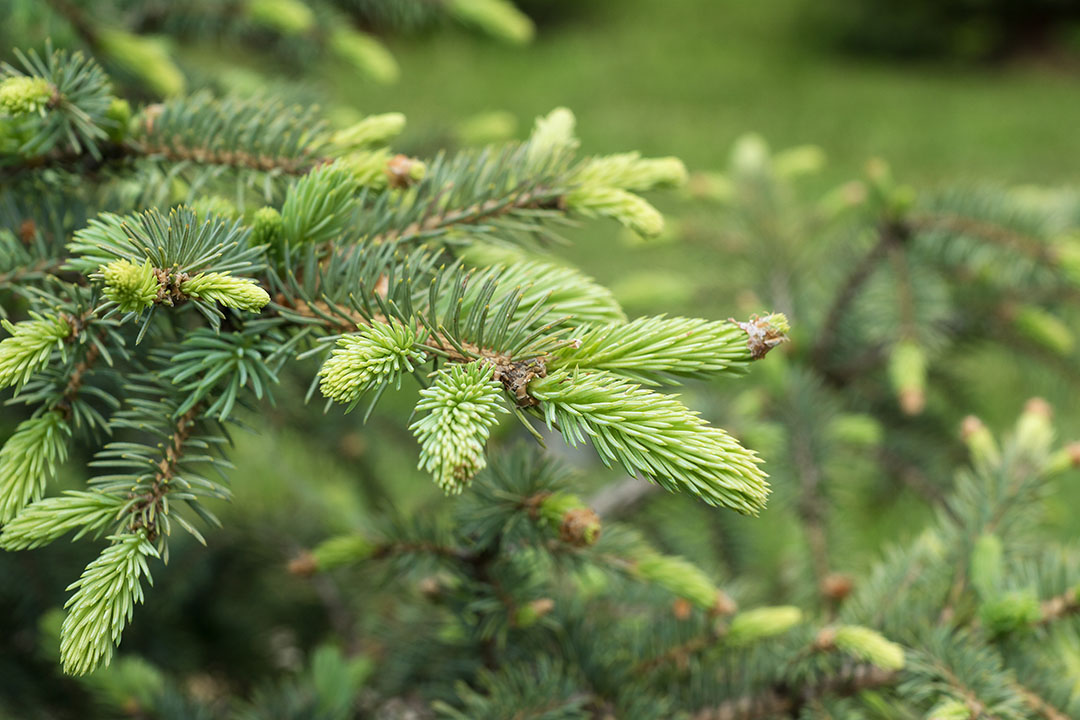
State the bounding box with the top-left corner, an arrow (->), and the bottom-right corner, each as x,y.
3,0 -> 1080,716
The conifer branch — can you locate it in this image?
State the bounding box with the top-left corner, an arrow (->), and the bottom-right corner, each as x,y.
690,664 -> 897,720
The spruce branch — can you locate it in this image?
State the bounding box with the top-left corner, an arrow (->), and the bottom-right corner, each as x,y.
0,490 -> 124,550
411,361 -> 508,494
0,313 -> 72,389
60,531 -> 158,676
319,318 -> 427,408
0,410 -> 71,522
529,368 -> 769,514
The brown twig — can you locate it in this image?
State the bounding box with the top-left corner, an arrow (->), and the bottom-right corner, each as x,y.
691,664 -> 896,720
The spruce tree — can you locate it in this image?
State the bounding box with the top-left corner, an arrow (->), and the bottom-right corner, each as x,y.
3,22 -> 1080,720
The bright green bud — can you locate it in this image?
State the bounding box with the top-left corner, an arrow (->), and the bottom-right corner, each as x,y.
730,134 -> 770,177
830,625 -> 905,671
328,28 -> 400,85
526,107 -> 577,168
1044,442 -> 1080,478
0,411 -> 70,523
961,415 -> 1000,470
449,0 -> 535,44
827,413 -> 883,447
104,98 -> 132,142
340,148 -> 392,190
98,30 -> 185,97
411,361 -> 507,495
538,491 -> 602,547
634,552 -> 720,610
818,181 -> 868,220
888,340 -> 927,416
684,171 -> 735,204
0,76 -> 53,115
1014,397 -> 1054,459
969,533 -> 1004,599
0,314 -> 71,389
928,700 -> 971,720
725,606 -> 802,647
456,110 -> 518,146
319,319 -> 426,407
247,0 -> 316,34
1012,305 -> 1073,356
772,145 -> 826,178
311,534 -> 375,571
330,113 -> 406,152
180,272 -> 270,312
566,186 -> 664,238
979,589 -> 1042,635
572,152 -> 688,193
101,258 -> 159,314
250,206 -> 284,251
513,598 -> 554,628
61,532 -> 158,676
1052,237 -> 1080,287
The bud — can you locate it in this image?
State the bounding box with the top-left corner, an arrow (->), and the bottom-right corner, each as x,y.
101,258 -> 159,313
1012,305 -> 1073,356
1052,237 -> 1080,287
634,552 -> 720,610
730,312 -> 790,360
566,186 -> 664,238
830,625 -> 905,670
319,319 -> 427,406
410,361 -> 507,494
888,340 -> 926,415
572,153 -> 688,193
684,171 -> 735,204
449,0 -> 535,45
961,415 -> 1000,470
730,134 -> 769,177
820,572 -> 855,601
514,598 -> 554,627
526,107 -> 578,168
672,598 -> 693,621
773,145 -> 825,179
309,534 -> 375,572
1014,397 -> 1054,458
246,0 -> 316,35
456,110 -> 517,146
711,590 -> 738,617
969,533 -> 1003,599
250,206 -> 284,250
0,76 -> 53,116
104,98 -> 132,142
1044,441 -> 1080,477
180,271 -> 270,312
341,148 -> 393,189
287,550 -> 318,577
328,28 -> 399,85
330,113 -> 406,152
385,154 -> 426,189
928,700 -> 972,720
538,492 -> 602,547
979,589 -> 1042,635
98,30 -> 185,97
818,181 -> 868,220
724,606 -> 802,647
